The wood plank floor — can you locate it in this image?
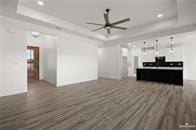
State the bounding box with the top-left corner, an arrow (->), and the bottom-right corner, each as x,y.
0,78 -> 196,130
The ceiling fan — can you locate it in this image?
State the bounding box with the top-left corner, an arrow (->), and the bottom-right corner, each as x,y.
86,8 -> 130,34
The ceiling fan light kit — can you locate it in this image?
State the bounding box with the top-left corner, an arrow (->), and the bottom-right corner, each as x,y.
86,8 -> 130,34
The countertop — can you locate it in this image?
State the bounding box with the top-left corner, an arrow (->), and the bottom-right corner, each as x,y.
137,67 -> 183,70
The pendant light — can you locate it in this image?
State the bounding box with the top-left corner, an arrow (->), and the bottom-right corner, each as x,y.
155,40 -> 159,55
143,41 -> 146,55
170,37 -> 174,53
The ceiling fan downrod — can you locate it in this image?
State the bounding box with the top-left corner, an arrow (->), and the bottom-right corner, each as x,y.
106,8 -> 110,14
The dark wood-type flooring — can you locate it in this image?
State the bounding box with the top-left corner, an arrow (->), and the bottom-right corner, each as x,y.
0,78 -> 196,130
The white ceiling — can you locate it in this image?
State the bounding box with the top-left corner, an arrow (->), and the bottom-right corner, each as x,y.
1,0 -> 196,44
130,31 -> 196,49
19,0 -> 177,34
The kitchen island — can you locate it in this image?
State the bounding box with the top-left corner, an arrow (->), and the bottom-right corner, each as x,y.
137,67 -> 183,85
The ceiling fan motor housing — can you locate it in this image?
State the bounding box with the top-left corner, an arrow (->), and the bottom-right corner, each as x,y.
106,8 -> 110,14
86,8 -> 130,34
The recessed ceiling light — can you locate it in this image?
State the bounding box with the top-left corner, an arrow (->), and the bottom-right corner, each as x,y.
157,14 -> 163,18
37,1 -> 44,6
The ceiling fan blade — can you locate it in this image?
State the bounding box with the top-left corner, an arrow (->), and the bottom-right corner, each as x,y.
86,22 -> 105,26
92,27 -> 104,32
111,18 -> 130,26
107,29 -> 111,34
112,26 -> 127,30
104,13 -> 110,24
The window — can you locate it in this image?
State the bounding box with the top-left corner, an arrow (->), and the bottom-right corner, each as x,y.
122,47 -> 128,57
27,49 -> 34,60
27,49 -> 34,71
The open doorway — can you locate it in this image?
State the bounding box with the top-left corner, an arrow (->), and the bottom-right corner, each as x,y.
27,46 -> 39,81
26,31 -> 57,87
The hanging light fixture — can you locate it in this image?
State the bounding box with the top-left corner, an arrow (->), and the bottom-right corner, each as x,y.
155,40 -> 159,55
32,31 -> 40,37
170,37 -> 174,53
143,41 -> 146,55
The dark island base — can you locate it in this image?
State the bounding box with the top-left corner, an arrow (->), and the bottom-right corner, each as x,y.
137,68 -> 183,86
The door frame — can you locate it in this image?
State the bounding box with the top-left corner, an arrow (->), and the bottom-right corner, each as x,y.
27,46 -> 40,80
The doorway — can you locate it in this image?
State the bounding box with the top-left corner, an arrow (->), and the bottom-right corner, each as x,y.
27,46 -> 39,81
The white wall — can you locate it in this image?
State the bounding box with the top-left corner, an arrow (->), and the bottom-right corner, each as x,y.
122,57 -> 128,77
43,35 -> 57,84
0,15 -> 102,96
0,23 -> 3,93
129,48 -> 142,76
98,45 -> 122,79
122,47 -> 128,57
183,44 -> 196,80
57,33 -> 99,86
27,32 -> 57,85
0,25 -> 27,97
141,47 -> 183,62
